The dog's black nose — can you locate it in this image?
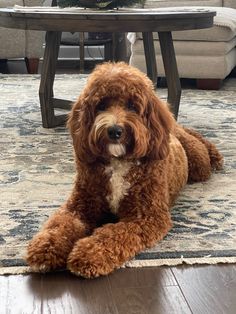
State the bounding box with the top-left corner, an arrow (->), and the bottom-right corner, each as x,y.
107,125 -> 123,140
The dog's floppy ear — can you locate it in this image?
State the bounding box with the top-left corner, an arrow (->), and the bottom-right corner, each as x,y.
67,96 -> 96,164
145,93 -> 175,160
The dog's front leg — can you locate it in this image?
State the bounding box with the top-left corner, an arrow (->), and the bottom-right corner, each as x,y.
67,207 -> 172,278
26,206 -> 90,272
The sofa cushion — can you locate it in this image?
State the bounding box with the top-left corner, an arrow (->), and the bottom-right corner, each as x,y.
144,0 -> 223,9
0,0 -> 23,7
171,26 -> 235,41
223,0 -> 236,10
0,28 -> 25,58
174,6 -> 236,41
23,0 -> 46,58
61,32 -> 81,44
0,0 -> 45,59
135,7 -> 236,42
23,0 -> 45,5
0,0 -> 25,58
132,37 -> 236,56
130,41 -> 236,78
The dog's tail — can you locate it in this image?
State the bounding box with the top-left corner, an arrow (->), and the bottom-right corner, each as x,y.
183,127 -> 223,171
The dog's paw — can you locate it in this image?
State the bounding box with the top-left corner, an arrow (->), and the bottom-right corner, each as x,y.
67,237 -> 115,278
26,231 -> 68,272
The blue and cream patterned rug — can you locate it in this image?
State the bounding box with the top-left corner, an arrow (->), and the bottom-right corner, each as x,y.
0,74 -> 235,274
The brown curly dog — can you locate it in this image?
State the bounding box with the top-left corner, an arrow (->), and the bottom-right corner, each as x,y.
26,62 -> 223,278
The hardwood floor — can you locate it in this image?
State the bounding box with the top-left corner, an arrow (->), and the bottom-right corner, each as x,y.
0,265 -> 236,314
172,265 -> 236,314
1,60 -> 235,313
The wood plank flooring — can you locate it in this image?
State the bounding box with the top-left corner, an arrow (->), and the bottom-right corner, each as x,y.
172,265 -> 236,314
1,265 -> 236,314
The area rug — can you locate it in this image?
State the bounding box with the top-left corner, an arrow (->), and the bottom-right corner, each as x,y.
0,74 -> 235,275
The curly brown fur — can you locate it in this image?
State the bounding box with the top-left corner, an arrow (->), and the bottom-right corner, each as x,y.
183,127 -> 223,171
26,62 -> 223,278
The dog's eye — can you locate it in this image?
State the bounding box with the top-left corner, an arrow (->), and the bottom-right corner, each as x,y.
127,102 -> 137,112
96,101 -> 106,112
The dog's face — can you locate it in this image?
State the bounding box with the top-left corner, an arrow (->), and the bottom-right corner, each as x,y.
89,95 -> 150,159
68,62 -> 174,163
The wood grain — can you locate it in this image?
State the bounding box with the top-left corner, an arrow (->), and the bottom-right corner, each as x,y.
172,265 -> 236,314
108,267 -> 177,288
41,272 -> 119,314
0,9 -> 216,33
196,79 -> 222,90
110,285 -> 191,314
142,32 -> 158,86
0,274 -> 42,314
1,265 -> 236,313
158,31 -> 181,119
108,268 -> 191,314
39,31 -> 67,128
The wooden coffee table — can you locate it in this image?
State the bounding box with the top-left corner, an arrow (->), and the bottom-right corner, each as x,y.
0,7 -> 216,128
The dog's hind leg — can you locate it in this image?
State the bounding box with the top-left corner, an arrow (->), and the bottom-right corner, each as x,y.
175,127 -> 217,183
183,127 -> 223,171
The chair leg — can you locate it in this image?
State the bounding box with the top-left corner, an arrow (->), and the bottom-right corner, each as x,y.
196,79 -> 222,90
25,58 -> 39,74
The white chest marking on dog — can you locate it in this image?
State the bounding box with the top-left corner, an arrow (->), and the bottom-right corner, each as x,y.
105,159 -> 132,214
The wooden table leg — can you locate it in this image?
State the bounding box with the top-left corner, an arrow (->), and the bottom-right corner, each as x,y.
39,31 -> 67,128
113,33 -> 128,62
158,31 -> 181,119
142,32 -> 157,87
79,32 -> 85,74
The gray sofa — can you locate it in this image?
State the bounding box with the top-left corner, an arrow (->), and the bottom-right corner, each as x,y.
129,0 -> 236,89
0,0 -> 45,73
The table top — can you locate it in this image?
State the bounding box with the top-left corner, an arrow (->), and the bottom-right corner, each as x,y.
0,7 -> 216,32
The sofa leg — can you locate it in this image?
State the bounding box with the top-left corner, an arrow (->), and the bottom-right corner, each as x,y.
196,79 -> 222,90
0,59 -> 8,73
25,58 -> 39,74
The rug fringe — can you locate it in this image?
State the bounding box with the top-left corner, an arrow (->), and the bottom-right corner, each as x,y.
0,266 -> 31,275
125,256 -> 236,268
1,256 -> 236,275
